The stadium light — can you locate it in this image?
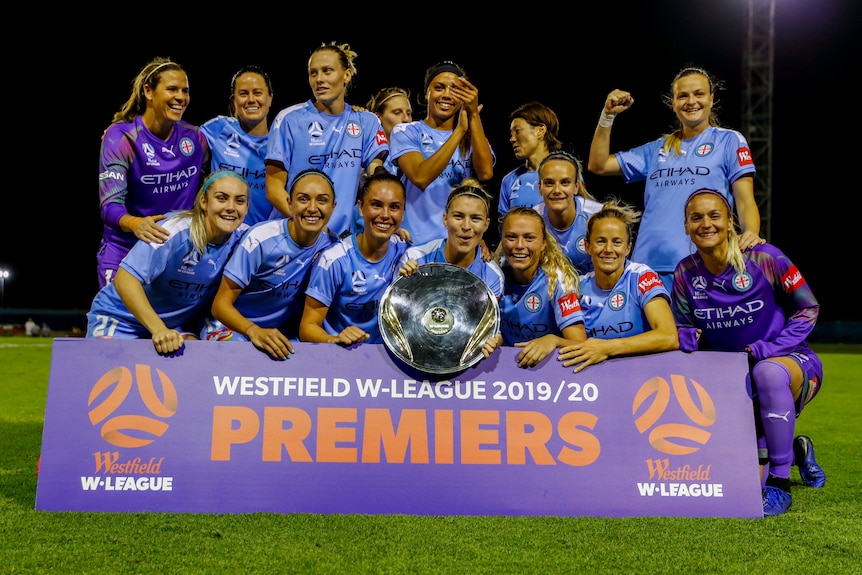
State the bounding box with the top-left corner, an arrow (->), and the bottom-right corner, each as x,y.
0,269 -> 9,307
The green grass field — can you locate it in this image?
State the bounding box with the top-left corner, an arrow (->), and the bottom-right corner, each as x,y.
1,337 -> 860,575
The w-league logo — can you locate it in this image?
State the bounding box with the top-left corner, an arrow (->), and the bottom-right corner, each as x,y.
88,364 -> 178,448
632,374 -> 716,455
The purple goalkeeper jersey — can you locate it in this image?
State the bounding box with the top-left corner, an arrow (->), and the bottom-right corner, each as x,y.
99,116 -> 209,251
671,244 -> 819,361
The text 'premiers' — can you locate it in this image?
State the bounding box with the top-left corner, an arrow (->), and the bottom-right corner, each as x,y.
212,376 -> 600,403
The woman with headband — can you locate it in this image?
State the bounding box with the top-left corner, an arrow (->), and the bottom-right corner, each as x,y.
205,169 -> 339,360
201,65 -> 275,225
97,56 -> 210,289
396,178 -> 504,360
389,60 -> 495,246
86,170 -> 249,356
672,189 -> 825,516
397,178 -> 502,296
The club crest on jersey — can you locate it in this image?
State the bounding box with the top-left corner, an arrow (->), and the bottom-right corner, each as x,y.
576,236 -> 588,254
695,143 -> 714,157
608,291 -> 626,311
732,272 -> 753,292
346,122 -> 362,138
523,292 -> 542,313
179,137 -> 195,156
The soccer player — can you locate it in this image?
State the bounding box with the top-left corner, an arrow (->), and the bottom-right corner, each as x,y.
389,60 -> 495,246
397,178 -> 503,298
201,65 -> 276,225
498,101 -> 564,221
299,172 -> 409,345
205,169 -> 339,360
98,57 -> 209,289
557,199 -> 678,373
587,65 -> 761,288
265,42 -> 389,238
86,171 -> 249,356
533,151 -> 602,274
396,179 -> 504,361
672,189 -> 825,516
494,207 -> 586,368
365,86 -> 413,176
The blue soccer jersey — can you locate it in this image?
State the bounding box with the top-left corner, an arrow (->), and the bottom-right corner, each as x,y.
266,101 -> 388,236
305,234 -> 409,343
671,244 -> 819,360
534,196 -> 603,274
579,261 -> 669,339
202,115 -> 272,225
498,266 -> 584,345
399,238 -> 505,298
221,218 -> 339,338
99,116 -> 209,253
615,125 -> 756,273
389,121 -> 496,245
498,165 -> 541,220
86,214 -> 246,338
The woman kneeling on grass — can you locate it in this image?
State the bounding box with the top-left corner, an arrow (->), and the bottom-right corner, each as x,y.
671,188 -> 825,516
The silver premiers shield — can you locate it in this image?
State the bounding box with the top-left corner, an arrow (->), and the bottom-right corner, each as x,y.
378,263 -> 500,376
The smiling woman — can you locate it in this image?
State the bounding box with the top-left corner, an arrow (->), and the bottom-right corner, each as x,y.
264,41 -> 389,239
85,170 -> 249,356
97,57 -> 210,291
586,65 -> 761,290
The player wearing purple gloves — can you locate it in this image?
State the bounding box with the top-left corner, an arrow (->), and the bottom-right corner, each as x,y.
671,189 -> 825,517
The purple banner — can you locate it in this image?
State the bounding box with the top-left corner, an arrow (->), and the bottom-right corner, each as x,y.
37,339 -> 762,517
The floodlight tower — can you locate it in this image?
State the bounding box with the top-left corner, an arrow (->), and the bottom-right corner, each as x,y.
742,0 -> 775,240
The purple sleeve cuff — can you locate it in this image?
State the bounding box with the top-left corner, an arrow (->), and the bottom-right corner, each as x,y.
677,327 -> 700,352
101,202 -> 128,230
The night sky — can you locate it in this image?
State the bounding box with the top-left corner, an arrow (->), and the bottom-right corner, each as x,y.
3,0 -> 856,324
